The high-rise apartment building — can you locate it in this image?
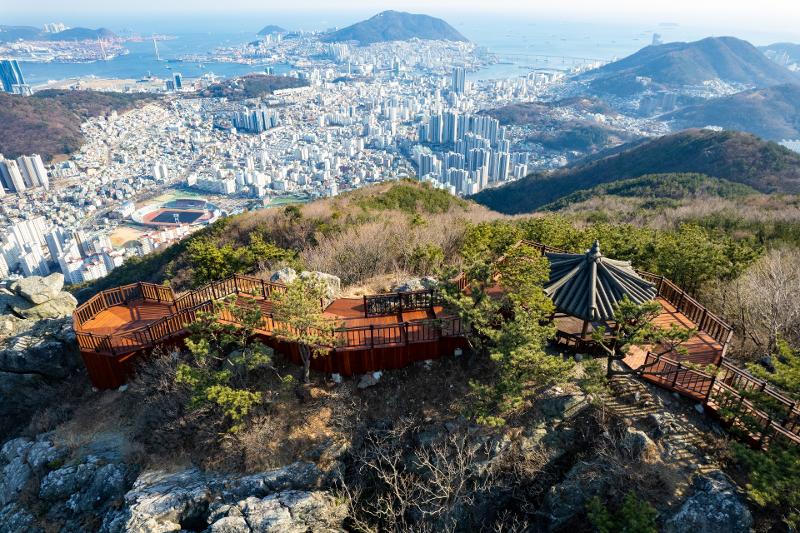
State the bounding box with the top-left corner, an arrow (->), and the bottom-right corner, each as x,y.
451,67 -> 466,95
0,60 -> 26,94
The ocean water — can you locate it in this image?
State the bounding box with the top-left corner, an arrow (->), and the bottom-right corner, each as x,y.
13,12 -> 797,86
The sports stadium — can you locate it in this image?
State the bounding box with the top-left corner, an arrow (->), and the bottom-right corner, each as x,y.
130,198 -> 220,228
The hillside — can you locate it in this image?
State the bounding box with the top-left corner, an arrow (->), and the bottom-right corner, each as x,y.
471,129 -> 800,214
760,42 -> 800,69
196,74 -> 308,100
321,10 -> 468,45
0,89 -> 156,161
577,36 -> 798,97
485,98 -> 639,153
257,25 -> 287,35
0,25 -> 116,42
663,83 -> 800,140
542,173 -> 757,211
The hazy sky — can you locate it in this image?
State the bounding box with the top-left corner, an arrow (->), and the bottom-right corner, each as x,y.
4,0 -> 800,40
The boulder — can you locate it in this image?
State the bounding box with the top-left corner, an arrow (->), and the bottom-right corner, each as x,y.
0,503 -> 37,533
357,371 -> 382,389
11,274 -> 65,305
392,276 -> 439,293
270,267 -> 298,285
621,427 -> 660,462
664,471 -> 752,533
209,491 -> 346,532
14,291 -> 77,320
300,271 -> 341,300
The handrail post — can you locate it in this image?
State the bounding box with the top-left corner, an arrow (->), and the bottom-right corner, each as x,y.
234,274 -> 239,295
363,295 -> 368,318
672,363 -> 681,388
261,279 -> 267,299
370,324 -> 374,348
705,374 -> 716,404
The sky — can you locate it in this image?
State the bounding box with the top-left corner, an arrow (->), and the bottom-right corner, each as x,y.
4,0 -> 800,42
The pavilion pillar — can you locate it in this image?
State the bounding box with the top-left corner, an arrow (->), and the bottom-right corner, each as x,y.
580,319 -> 590,338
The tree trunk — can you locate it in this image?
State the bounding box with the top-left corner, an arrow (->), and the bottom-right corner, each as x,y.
300,343 -> 311,383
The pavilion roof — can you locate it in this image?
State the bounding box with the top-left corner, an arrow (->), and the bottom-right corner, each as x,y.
543,241 -> 656,322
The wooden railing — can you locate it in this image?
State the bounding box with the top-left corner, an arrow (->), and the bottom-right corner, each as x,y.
640,352 -> 800,447
636,271 -> 733,352
73,282 -> 175,327
363,289 -> 443,317
74,273 -> 465,357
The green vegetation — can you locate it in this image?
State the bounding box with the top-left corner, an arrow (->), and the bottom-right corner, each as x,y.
732,441 -> 800,529
196,74 -> 308,100
354,181 -> 468,214
442,242 -> 572,426
270,277 -> 341,383
543,173 -> 757,211
461,217 -> 761,295
472,129 -> 800,214
0,89 -> 157,161
586,491 -> 659,533
176,296 -> 290,432
186,233 -> 298,286
746,340 -> 800,399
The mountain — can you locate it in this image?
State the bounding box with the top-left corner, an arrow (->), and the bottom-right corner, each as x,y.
760,42 -> 800,69
257,25 -> 287,35
0,25 -> 116,42
321,10 -> 468,45
0,90 -> 155,161
663,83 -> 800,141
577,36 -> 798,97
49,27 -> 116,41
485,97 -> 640,154
541,173 -> 758,211
470,129 -> 800,214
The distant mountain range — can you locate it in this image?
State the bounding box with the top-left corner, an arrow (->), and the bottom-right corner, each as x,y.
663,83 -> 800,141
471,129 -> 800,214
576,36 -> 798,97
257,25 -> 287,36
0,25 -> 116,42
759,42 -> 800,69
321,10 -> 468,45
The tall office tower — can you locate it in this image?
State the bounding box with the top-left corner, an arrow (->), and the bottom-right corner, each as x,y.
0,59 -> 26,93
153,161 -> 169,181
16,154 -> 49,189
0,158 -> 26,193
451,67 -> 466,95
173,73 -> 183,90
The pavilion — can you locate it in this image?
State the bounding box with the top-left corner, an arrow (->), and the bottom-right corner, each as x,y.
543,241 -> 657,350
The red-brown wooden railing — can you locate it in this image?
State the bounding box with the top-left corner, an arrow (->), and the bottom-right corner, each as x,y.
74,273 -> 465,357
640,352 -> 800,447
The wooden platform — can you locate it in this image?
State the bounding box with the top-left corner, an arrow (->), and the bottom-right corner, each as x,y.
624,297 -> 723,370
79,301 -> 174,337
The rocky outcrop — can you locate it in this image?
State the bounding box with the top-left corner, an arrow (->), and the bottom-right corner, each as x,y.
3,273 -> 77,320
0,431 -> 345,533
0,275 -> 82,437
102,462 -> 344,533
270,267 -> 298,285
665,471 -> 752,533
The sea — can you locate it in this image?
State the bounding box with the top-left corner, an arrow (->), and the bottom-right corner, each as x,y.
12,12 -> 800,87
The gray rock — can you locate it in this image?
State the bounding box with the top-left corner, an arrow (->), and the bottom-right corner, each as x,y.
26,440 -> 65,471
621,427 -> 659,461
1,455 -> 32,506
101,462 -> 326,533
357,372 -> 381,389
664,471 -> 752,533
270,267 -> 297,285
0,502 -> 39,533
14,291 -> 77,320
11,274 -> 65,305
392,278 -> 426,292
300,271 -> 341,301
